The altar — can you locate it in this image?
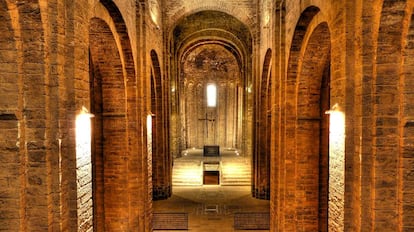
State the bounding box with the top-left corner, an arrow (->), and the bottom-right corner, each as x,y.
203,145 -> 220,157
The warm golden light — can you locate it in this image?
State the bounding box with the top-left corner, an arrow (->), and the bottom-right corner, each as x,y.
329,111 -> 345,138
327,104 -> 345,147
174,164 -> 203,185
75,107 -> 94,230
76,107 -> 93,158
246,84 -> 252,93
222,164 -> 239,173
147,114 -> 153,154
147,114 -> 152,134
327,103 -> 345,231
149,0 -> 160,27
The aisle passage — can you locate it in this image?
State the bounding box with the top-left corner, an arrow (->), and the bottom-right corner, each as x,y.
153,186 -> 270,231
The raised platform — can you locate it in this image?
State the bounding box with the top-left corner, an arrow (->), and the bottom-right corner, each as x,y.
172,148 -> 251,186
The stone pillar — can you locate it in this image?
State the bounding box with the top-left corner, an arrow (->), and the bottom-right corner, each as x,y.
253,50 -> 272,200
151,51 -> 172,200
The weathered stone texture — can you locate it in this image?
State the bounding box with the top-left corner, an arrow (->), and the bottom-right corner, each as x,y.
2,0 -> 414,231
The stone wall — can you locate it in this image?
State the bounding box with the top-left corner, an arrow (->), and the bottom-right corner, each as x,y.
163,0 -> 257,159
2,0 -> 414,231
181,44 -> 242,149
0,0 -> 157,231
162,0 -> 257,32
272,0 -> 414,231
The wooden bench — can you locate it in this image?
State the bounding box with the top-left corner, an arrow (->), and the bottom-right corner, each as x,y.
234,212 -> 270,230
153,212 -> 188,230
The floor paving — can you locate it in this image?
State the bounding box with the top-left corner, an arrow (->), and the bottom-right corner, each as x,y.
153,185 -> 270,231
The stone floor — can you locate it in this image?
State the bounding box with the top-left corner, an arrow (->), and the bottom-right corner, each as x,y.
153,185 -> 270,231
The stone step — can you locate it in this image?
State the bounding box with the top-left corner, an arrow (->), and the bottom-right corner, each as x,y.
218,160 -> 251,186
172,158 -> 251,186
172,160 -> 203,186
220,181 -> 251,186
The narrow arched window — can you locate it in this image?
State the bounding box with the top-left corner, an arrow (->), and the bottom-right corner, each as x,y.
206,83 -> 217,107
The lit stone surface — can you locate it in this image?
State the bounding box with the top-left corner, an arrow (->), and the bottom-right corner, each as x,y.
1,0 -> 414,231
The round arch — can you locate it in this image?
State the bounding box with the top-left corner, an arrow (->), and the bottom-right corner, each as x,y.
150,49 -> 172,200
169,9 -> 253,159
375,0 -> 414,230
89,1 -> 146,230
89,16 -> 128,231
253,48 -> 272,200
296,22 -> 331,231
284,6 -> 334,231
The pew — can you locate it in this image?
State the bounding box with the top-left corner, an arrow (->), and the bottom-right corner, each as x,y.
153,212 -> 188,230
234,212 -> 270,230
